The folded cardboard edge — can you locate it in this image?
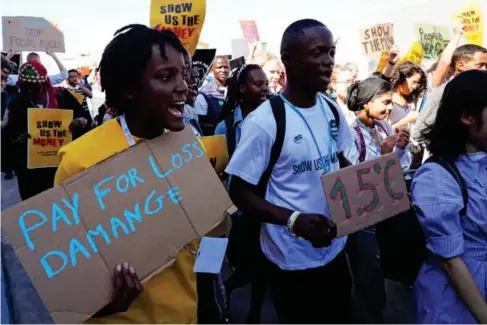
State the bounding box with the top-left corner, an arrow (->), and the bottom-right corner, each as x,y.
62,141 -> 149,186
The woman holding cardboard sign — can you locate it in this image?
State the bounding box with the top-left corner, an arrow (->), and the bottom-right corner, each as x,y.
344,76 -> 411,323
53,25 -> 198,324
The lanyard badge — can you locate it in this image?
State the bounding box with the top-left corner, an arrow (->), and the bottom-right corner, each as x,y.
280,95 -> 335,174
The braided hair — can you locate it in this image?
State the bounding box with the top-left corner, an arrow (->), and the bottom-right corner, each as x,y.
98,24 -> 186,117
220,64 -> 262,121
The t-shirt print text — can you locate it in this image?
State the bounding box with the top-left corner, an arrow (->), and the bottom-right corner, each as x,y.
293,152 -> 338,174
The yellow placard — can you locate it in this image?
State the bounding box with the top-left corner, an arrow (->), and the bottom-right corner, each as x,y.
398,42 -> 425,65
376,50 -> 390,73
27,108 -> 73,169
150,0 -> 206,55
453,2 -> 484,46
67,89 -> 84,105
198,135 -> 228,174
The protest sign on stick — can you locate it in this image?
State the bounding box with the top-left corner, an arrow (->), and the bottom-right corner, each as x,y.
415,24 -> 450,61
375,50 -> 390,73
2,16 -> 65,52
1,127 -> 232,324
239,20 -> 260,42
453,2 -> 484,46
199,135 -> 229,174
360,23 -> 395,56
150,0 -> 206,55
398,42 -> 425,65
321,154 -> 410,237
28,108 -> 73,169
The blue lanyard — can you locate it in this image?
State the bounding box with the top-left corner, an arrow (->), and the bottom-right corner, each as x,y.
280,94 -> 334,174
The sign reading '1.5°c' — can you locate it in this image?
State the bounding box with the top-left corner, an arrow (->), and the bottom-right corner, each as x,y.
321,154 -> 410,237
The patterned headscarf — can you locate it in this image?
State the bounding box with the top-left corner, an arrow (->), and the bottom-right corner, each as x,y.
18,61 -> 58,108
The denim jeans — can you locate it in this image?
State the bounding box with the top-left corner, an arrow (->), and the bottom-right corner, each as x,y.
346,226 -> 386,323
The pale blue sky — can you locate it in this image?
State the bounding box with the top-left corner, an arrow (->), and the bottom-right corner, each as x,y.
2,0 -> 486,76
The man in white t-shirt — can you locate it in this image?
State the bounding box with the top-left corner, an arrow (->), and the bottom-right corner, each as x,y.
225,19 -> 356,323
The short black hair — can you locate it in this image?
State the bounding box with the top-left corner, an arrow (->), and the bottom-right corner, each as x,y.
68,69 -> 79,75
422,70 -> 487,161
280,19 -> 326,56
391,62 -> 427,104
99,24 -> 186,116
211,55 -> 229,69
27,52 -> 39,58
451,44 -> 487,69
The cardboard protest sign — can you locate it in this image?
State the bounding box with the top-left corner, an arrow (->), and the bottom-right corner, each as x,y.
1,127 -> 232,324
453,2 -> 484,46
375,50 -> 390,73
2,16 -> 65,53
198,135 -> 229,174
27,108 -> 73,169
360,23 -> 395,56
415,24 -> 450,61
240,20 -> 260,42
321,154 -> 409,237
150,0 -> 206,55
399,42 -> 425,65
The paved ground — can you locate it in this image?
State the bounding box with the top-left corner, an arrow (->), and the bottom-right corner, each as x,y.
1,174 -> 414,323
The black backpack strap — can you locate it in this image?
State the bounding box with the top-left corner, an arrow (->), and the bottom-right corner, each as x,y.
322,94 -> 341,129
424,156 -> 468,216
225,114 -> 237,158
256,96 -> 286,196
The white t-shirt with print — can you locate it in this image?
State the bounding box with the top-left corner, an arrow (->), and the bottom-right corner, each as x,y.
225,94 -> 356,271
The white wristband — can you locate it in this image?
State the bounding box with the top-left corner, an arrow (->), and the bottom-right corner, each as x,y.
287,211 -> 301,234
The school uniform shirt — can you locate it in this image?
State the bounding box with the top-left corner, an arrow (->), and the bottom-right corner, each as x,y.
225,94 -> 356,271
215,106 -> 243,192
411,151 -> 487,324
214,106 -> 243,141
54,119 -> 199,324
184,104 -> 202,138
348,119 -> 411,170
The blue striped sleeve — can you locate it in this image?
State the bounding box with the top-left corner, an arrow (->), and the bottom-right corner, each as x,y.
411,163 -> 466,258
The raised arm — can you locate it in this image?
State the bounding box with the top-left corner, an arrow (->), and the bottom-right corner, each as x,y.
431,26 -> 464,88
46,50 -> 67,73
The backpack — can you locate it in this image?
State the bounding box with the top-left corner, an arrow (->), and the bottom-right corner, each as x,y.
225,94 -> 341,160
376,156 -> 468,286
225,94 -> 341,268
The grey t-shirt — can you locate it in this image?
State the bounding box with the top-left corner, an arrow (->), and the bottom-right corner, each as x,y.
412,82 -> 448,143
